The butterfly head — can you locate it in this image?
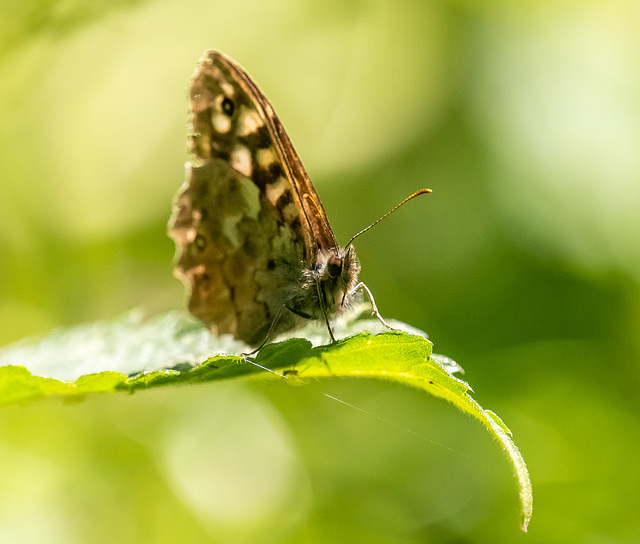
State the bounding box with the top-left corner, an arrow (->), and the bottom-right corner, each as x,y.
307,245 -> 360,314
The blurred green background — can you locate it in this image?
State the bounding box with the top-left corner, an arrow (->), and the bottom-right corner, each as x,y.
1,0 -> 639,542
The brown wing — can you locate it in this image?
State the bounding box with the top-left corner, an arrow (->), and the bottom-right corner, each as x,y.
191,50 -> 337,255
168,50 -> 335,345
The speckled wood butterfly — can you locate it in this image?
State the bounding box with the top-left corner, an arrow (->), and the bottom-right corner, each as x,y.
169,50 -> 429,348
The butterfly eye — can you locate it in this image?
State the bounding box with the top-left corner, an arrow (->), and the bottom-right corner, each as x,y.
328,262 -> 342,278
221,97 -> 235,117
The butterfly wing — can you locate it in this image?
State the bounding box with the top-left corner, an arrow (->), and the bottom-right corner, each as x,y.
168,50 -> 337,345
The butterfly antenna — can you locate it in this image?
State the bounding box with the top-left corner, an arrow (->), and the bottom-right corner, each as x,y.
345,189 -> 432,248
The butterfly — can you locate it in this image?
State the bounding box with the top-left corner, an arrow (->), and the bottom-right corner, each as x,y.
168,50 -> 429,348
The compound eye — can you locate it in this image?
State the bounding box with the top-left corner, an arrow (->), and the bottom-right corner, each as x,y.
328,262 -> 342,278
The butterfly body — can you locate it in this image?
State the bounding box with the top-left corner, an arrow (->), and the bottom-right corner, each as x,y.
169,50 -> 362,346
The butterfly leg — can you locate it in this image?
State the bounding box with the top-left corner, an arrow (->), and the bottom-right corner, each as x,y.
316,280 -> 337,343
242,303 -> 318,356
241,305 -> 288,357
352,282 -> 399,332
325,319 -> 337,343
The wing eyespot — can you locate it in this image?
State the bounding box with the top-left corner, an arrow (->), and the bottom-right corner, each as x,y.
194,233 -> 207,250
221,97 -> 235,117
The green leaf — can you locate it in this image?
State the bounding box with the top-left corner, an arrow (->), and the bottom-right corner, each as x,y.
0,308 -> 532,531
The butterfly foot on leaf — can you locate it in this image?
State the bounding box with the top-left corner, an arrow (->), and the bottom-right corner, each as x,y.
352,282 -> 399,333
239,348 -> 258,359
238,350 -> 288,379
371,310 -> 400,333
